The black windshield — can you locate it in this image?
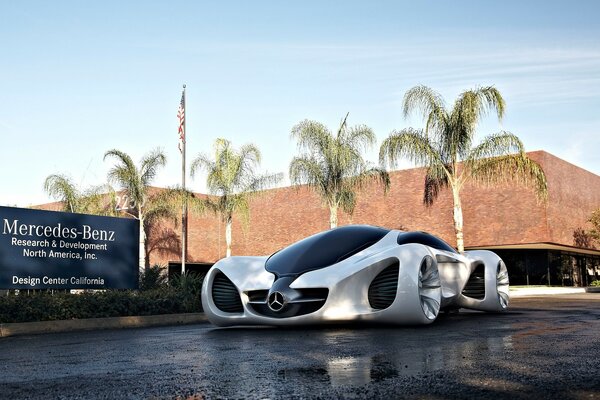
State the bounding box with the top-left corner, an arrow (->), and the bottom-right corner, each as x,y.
266,225 -> 390,277
396,231 -> 457,253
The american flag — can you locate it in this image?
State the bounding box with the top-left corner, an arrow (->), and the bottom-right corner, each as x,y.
177,90 -> 185,152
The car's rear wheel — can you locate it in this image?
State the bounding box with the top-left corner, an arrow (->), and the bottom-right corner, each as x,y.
496,260 -> 510,310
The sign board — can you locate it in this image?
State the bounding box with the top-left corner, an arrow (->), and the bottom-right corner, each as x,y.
0,206 -> 139,289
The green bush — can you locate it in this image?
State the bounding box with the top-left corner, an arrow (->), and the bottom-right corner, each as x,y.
167,272 -> 205,312
0,272 -> 205,323
590,280 -> 600,287
139,264 -> 168,291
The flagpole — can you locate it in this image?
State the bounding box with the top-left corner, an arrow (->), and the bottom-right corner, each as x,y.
181,84 -> 187,275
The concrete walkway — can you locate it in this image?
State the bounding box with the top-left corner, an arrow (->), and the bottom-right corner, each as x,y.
509,286 -> 587,297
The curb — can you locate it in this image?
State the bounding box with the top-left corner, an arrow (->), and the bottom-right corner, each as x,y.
0,313 -> 208,338
509,287 -> 587,297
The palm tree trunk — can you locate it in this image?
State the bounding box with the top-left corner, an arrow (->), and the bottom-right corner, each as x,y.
138,214 -> 146,274
225,219 -> 232,257
451,185 -> 464,253
329,204 -> 338,229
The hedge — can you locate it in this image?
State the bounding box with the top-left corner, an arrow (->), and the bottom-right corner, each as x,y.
0,272 -> 205,323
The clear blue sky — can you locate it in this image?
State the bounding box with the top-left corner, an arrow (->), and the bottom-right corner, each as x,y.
2,1 -> 600,206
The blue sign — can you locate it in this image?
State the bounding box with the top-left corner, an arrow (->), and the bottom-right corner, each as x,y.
0,206 -> 139,289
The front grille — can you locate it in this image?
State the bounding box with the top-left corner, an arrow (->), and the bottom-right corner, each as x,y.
368,262 -> 400,310
212,272 -> 243,313
462,264 -> 485,300
246,288 -> 328,318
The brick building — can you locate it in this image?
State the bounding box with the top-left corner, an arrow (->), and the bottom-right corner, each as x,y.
146,150 -> 597,287
37,150 -> 600,286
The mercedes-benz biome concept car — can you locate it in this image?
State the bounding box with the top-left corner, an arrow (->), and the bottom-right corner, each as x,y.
201,225 -> 509,326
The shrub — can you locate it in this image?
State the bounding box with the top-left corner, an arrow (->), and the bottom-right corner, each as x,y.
590,280 -> 600,287
139,264 -> 168,291
169,272 -> 205,312
0,275 -> 205,324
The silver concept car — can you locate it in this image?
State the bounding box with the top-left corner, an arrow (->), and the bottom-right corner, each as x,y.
201,225 -> 510,326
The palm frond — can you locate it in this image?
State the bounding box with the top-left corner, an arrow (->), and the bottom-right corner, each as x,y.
289,156 -> 326,190
467,131 -> 524,159
190,153 -> 215,177
80,183 -> 118,216
43,174 -> 79,212
337,189 -> 356,215
191,138 -> 281,232
104,149 -> 143,204
191,153 -> 224,194
104,148 -> 168,215
465,131 -> 525,176
469,153 -> 548,200
379,128 -> 448,173
190,194 -> 214,216
244,172 -> 283,194
342,124 -> 376,153
423,170 -> 449,206
452,86 -> 505,125
345,166 -> 390,194
448,86 -> 506,159
291,119 -> 332,155
232,143 -> 262,189
140,148 -> 167,187
403,85 -> 448,137
228,194 -> 251,227
152,186 -> 205,216
144,202 -> 179,227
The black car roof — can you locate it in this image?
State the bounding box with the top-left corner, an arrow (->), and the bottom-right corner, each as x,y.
265,225 -> 457,278
266,225 -> 390,278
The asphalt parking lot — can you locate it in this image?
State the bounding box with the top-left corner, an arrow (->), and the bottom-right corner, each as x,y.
0,294 -> 598,399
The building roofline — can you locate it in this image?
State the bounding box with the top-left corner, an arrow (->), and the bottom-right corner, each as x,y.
526,149 -> 600,178
467,242 -> 600,257
101,151 -> 600,198
382,150 -> 600,179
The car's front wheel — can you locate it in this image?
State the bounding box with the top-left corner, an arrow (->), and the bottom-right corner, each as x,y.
418,255 -> 442,321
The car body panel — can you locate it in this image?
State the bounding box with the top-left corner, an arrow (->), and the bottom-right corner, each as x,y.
201,226 -> 509,327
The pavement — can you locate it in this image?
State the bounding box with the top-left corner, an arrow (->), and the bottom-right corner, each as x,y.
0,293 -> 598,399
0,286 -> 587,338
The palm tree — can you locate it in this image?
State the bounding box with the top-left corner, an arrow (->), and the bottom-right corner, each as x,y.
104,148 -> 176,271
289,113 -> 390,228
43,174 -> 80,212
44,174 -> 117,215
380,85 -> 547,252
191,138 -> 282,257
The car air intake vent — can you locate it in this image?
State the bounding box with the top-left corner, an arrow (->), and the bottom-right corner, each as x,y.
368,261 -> 400,310
212,272 -> 243,313
462,264 -> 485,300
247,289 -> 269,303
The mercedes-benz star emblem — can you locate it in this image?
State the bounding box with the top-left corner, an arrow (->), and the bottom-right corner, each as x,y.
268,291 -> 286,312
